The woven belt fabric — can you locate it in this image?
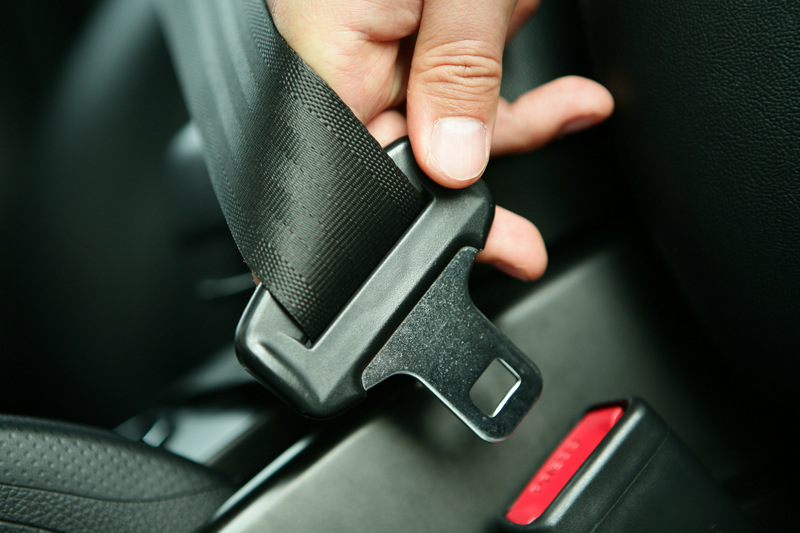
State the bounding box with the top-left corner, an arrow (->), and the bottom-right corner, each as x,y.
156,0 -> 427,340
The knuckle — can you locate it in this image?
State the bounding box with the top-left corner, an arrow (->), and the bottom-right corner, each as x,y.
416,42 -> 502,103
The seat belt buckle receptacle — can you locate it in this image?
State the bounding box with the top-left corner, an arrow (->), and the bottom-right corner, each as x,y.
235,138 -> 543,442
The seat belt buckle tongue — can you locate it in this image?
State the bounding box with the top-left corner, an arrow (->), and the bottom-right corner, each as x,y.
235,138 -> 543,442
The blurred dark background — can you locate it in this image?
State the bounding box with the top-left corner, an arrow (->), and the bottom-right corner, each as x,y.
1,0 -> 102,416
0,0 -> 251,427
1,1 -> 97,204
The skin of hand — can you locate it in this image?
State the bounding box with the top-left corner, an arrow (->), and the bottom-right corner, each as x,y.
266,0 -> 614,280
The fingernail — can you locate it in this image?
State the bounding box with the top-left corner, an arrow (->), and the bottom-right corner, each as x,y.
493,262 -> 530,281
430,118 -> 488,181
561,116 -> 598,136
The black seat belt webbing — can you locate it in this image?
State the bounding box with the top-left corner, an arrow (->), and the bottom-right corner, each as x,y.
156,0 -> 427,340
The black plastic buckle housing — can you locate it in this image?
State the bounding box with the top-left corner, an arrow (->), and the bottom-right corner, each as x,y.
501,398 -> 752,532
235,138 -> 543,442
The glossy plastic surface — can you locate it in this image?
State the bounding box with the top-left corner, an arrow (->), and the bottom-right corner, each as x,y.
506,406 -> 624,524
502,398 -> 751,533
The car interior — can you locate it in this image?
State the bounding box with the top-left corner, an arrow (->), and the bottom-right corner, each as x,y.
1,0 -> 797,531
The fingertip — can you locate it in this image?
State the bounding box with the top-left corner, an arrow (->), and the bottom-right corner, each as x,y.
366,110 -> 409,147
409,118 -> 487,189
560,113 -> 605,136
476,206 -> 547,281
492,262 -> 533,281
492,75 -> 616,156
559,76 -> 615,125
589,77 -> 615,115
429,117 -> 489,184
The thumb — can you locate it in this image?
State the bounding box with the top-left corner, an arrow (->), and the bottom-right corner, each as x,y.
406,0 -> 517,188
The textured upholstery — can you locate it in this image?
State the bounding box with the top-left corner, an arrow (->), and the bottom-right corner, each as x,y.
581,0 -> 800,393
0,416 -> 234,533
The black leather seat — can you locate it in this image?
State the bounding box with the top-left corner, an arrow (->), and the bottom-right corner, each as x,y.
581,0 -> 800,396
0,416 -> 234,533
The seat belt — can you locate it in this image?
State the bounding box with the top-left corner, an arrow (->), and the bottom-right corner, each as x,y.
155,0 -> 426,341
156,0 -> 542,442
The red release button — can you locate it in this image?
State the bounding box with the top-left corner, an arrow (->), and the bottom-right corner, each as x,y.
506,405 -> 625,525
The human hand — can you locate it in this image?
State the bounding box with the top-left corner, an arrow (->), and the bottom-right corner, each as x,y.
266,0 -> 614,280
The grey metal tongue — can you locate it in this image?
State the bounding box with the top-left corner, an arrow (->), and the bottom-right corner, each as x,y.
362,247 -> 542,443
